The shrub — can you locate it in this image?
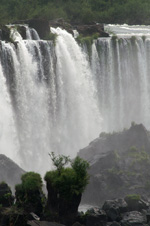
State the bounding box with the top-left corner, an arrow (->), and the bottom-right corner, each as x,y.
15,172 -> 44,215
45,155 -> 89,199
125,194 -> 141,201
44,153 -> 89,224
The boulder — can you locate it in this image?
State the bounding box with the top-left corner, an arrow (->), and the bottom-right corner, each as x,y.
73,24 -> 109,37
86,207 -> 107,226
124,195 -> 148,212
121,211 -> 146,226
102,199 -> 128,214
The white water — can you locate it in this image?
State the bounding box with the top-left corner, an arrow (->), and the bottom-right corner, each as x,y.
0,26 -> 102,173
91,24 -> 150,132
0,44 -> 19,161
1,24 -> 150,173
48,27 -> 102,162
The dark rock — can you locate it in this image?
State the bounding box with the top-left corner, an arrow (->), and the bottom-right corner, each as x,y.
14,18 -> 109,39
102,199 -> 128,214
121,211 -> 146,226
18,25 -> 27,39
73,24 -> 109,37
146,213 -> 150,223
45,179 -> 81,225
14,19 -> 50,39
27,19 -> 50,39
86,207 -> 107,226
27,221 -> 66,226
49,18 -> 73,35
0,26 -> 11,42
124,196 -> 148,212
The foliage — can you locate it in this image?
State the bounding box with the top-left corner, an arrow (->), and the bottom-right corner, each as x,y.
49,152 -> 71,173
21,172 -> 42,191
44,32 -> 58,45
76,33 -> 99,56
45,154 -> 89,199
125,194 -> 141,201
15,172 -> 43,214
127,146 -> 150,164
1,0 -> 150,25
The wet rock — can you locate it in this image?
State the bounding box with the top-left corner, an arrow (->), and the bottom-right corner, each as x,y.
121,211 -> 146,226
73,24 -> 109,37
102,199 -> 128,214
86,207 -> 107,226
124,195 -> 149,212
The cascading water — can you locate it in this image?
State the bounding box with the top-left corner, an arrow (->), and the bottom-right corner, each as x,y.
1,24 -> 150,173
0,26 -> 101,174
91,24 -> 150,132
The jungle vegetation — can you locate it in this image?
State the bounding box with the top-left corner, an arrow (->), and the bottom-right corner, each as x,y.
0,0 -> 150,25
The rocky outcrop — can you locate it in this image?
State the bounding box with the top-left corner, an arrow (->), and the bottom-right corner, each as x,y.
73,24 -> 109,37
45,178 -> 82,225
78,196 -> 149,226
0,154 -> 25,191
79,124 -> 150,205
14,18 -> 109,39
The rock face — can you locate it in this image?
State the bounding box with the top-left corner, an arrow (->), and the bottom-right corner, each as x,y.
78,124 -> 150,205
45,179 -> 82,225
14,18 -> 109,39
0,154 -> 25,191
73,24 -> 109,37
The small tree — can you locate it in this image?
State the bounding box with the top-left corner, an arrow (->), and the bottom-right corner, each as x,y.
44,153 -> 89,225
49,152 -> 71,174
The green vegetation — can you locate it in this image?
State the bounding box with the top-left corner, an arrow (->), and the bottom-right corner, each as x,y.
76,33 -> 99,55
45,154 -> 89,199
1,0 -> 150,25
127,146 -> 150,164
125,194 -> 141,201
15,172 -> 44,215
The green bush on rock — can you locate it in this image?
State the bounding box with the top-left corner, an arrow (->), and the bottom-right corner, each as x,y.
44,153 -> 89,225
15,172 -> 44,216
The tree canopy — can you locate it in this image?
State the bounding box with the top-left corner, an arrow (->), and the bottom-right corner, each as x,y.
0,0 -> 150,25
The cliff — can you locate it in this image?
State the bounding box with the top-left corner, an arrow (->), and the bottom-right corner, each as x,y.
79,124 -> 150,205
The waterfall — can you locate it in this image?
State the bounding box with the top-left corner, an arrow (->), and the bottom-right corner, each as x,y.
91,24 -> 150,132
1,24 -> 150,173
0,26 -> 101,174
